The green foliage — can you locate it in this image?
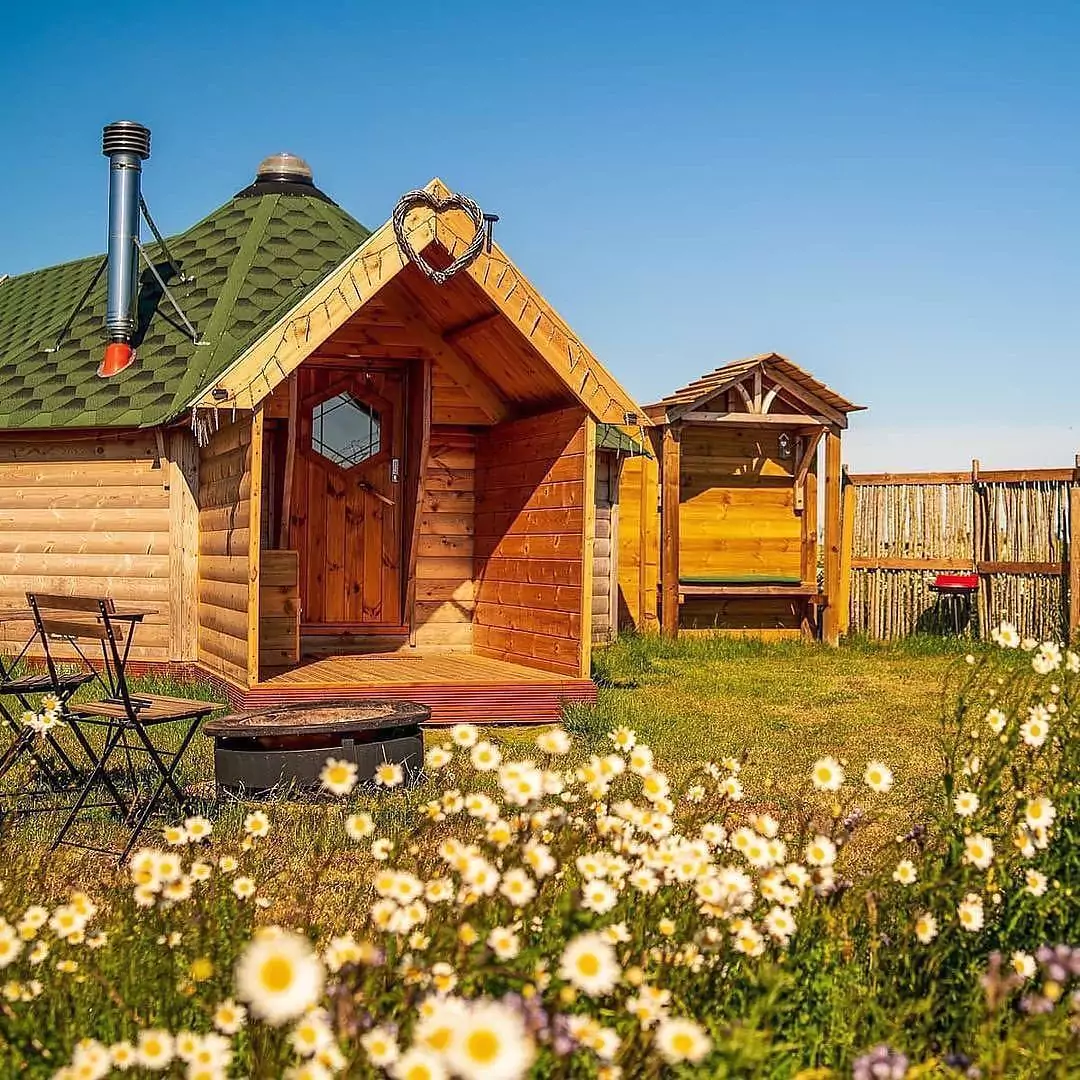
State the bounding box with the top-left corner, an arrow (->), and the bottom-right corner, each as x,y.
1,637 -> 1078,1077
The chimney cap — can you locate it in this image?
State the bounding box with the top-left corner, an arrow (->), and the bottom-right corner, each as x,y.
255,152 -> 313,185
102,121 -> 151,159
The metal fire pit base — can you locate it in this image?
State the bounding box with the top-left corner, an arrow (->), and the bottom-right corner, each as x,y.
203,701 -> 429,796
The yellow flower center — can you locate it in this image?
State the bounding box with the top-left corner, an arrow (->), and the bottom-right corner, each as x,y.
259,956 -> 294,993
466,1029 -> 500,1063
404,1066 -> 433,1080
577,953 -> 600,977
672,1032 -> 694,1054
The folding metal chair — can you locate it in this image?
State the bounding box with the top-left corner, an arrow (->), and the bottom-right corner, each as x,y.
0,617 -> 97,806
27,594 -> 220,860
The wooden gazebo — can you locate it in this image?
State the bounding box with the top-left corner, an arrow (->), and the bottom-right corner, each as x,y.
621,354 -> 863,642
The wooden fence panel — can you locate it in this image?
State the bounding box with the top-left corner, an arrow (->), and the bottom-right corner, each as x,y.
847,462 -> 1075,642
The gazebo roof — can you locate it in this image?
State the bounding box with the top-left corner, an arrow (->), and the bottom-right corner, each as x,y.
645,352 -> 864,426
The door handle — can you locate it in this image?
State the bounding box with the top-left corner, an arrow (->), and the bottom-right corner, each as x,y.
357,479 -> 395,507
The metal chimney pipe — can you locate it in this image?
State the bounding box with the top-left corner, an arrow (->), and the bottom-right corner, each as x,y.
99,121 -> 151,377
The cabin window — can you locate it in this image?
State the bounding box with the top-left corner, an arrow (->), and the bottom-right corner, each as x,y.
311,392 -> 382,469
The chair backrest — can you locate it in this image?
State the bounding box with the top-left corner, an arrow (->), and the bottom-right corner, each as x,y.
26,594 -> 123,699
28,595 -> 122,643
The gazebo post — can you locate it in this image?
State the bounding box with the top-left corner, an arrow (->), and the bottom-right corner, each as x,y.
822,429 -> 843,646
660,423 -> 681,638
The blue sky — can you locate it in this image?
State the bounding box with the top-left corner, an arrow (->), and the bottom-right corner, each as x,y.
2,1 -> 1078,469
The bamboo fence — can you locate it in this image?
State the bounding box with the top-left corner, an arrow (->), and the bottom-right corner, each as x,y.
845,461 -> 1080,642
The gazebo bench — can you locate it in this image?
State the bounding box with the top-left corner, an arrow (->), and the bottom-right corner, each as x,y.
678,575 -> 823,601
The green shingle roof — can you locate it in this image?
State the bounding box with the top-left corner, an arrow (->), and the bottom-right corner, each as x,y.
596,423 -> 650,456
0,190 -> 370,430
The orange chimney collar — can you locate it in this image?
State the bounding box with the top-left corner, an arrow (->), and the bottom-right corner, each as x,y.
98,342 -> 135,378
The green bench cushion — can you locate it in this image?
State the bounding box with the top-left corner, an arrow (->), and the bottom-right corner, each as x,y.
679,574 -> 804,586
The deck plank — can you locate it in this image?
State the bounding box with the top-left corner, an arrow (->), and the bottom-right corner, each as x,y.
217,650 -> 597,725
255,652 -> 554,688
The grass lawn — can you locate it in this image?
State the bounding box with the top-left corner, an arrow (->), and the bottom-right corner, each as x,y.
2,635 -> 968,894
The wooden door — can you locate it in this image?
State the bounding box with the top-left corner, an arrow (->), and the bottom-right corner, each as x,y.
292,364 -> 405,633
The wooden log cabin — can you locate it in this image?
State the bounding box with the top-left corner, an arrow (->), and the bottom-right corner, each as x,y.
0,144 -> 646,722
618,354 -> 863,642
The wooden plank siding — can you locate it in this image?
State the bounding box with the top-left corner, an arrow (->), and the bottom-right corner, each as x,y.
167,430 -> 200,661
197,415 -> 254,687
473,407 -> 589,676
616,448 -> 660,632
414,427 -> 478,650
677,425 -> 807,636
0,432 -> 173,662
678,426 -> 801,580
259,549 -> 300,671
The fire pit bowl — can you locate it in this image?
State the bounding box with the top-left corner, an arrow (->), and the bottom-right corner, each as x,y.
203,701 -> 428,795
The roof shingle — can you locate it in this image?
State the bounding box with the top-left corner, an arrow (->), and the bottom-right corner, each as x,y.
0,189 -> 370,430
646,352 -> 863,421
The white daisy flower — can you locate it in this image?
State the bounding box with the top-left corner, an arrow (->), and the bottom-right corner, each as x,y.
135,1030 -> 174,1070
963,834 -> 994,871
863,761 -> 894,793
374,761 -> 404,788
914,912 -> 938,944
892,859 -> 918,885
957,893 -> 985,932
445,998 -> 536,1080
213,999 -> 247,1035
234,929 -> 325,1025
320,757 -> 358,796
654,1017 -> 712,1065
810,756 -> 844,792
558,932 -> 620,996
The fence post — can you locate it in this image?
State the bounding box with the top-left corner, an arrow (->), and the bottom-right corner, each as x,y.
822,431 -> 843,646
837,468 -> 854,637
972,458 -> 986,634
1069,453 -> 1080,644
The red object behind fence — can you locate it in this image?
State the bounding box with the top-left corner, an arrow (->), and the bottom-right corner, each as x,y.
932,573 -> 979,591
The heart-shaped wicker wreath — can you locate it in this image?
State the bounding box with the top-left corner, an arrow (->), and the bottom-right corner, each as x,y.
391,189 -> 486,286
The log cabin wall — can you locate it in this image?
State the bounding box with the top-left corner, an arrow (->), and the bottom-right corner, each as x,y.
413,426 -> 477,650
197,415 -> 254,686
0,432 -> 174,662
473,407 -> 590,676
592,452 -> 618,644
678,424 -> 803,634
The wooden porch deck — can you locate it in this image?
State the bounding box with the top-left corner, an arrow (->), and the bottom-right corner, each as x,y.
210,653 -> 597,724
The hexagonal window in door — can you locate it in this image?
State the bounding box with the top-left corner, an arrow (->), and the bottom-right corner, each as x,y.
311,391 -> 382,469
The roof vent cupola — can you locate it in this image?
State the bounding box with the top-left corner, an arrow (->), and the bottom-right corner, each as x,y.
235,152 -> 334,203
99,120 -> 151,377
256,152 -> 314,184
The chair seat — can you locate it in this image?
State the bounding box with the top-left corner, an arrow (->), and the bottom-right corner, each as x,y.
0,671 -> 95,695
69,694 -> 215,724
